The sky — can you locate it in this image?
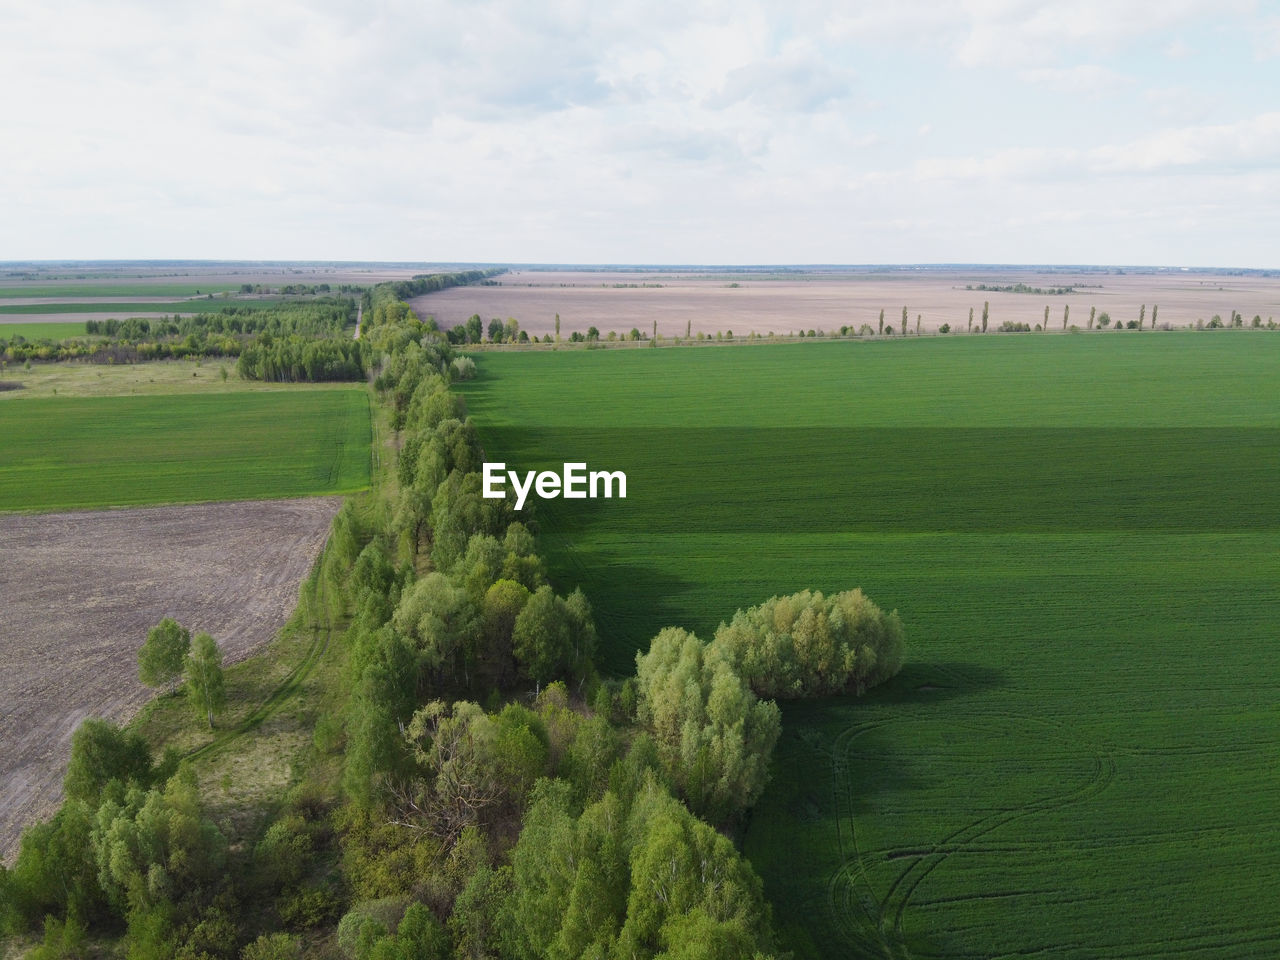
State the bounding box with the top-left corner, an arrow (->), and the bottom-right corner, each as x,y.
2,0 -> 1279,266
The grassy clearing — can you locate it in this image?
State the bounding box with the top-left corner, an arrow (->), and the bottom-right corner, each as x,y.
459,335 -> 1280,959
0,359 -> 364,399
132,563 -> 349,849
0,322 -> 98,341
0,390 -> 371,512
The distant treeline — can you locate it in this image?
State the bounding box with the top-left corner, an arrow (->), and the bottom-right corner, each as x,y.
379,268 -> 505,304
239,282 -> 365,295
965,283 -> 1085,295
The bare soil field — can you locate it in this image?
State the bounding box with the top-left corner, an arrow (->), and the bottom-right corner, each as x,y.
411,268 -> 1280,337
0,497 -> 341,861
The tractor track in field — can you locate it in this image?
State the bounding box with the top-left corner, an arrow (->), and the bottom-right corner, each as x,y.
820,679 -> 1120,960
186,575 -> 334,765
881,748 -> 1117,956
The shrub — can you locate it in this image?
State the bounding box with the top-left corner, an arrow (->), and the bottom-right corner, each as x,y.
712,588 -> 905,699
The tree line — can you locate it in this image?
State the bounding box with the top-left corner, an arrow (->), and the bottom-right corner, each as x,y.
0,284 -> 906,960
0,300 -> 356,367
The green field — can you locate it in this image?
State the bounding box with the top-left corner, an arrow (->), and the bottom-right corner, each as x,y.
459,335 -> 1280,959
0,283 -> 240,298
0,390 -> 371,512
0,298 -> 285,315
0,321 -> 97,341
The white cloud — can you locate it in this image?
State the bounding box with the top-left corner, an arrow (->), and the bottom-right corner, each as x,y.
1022,65 -> 1131,98
0,0 -> 1276,264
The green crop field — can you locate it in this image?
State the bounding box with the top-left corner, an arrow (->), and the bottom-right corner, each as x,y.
0,283 -> 240,298
0,321 -> 98,341
459,334 -> 1280,959
0,298 -> 286,315
0,390 -> 371,512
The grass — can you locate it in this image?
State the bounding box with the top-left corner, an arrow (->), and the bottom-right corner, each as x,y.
459,334 -> 1280,959
0,390 -> 372,512
131,561 -> 349,849
0,322 -> 97,341
0,298 -> 286,315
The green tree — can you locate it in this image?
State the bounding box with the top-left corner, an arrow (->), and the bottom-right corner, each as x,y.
138,617 -> 191,688
634,627 -> 780,822
968,306 -> 974,332
481,579 -> 531,685
184,632 -> 226,729
91,769 -> 228,916
465,314 -> 483,344
1063,303 -> 1069,329
1151,304 -> 1159,328
64,718 -> 153,802
878,308 -> 884,334
513,586 -> 572,686
712,587 -> 904,699
900,306 -> 907,335
393,571 -> 482,685
1139,303 -> 1146,329
1089,305 -> 1096,329
555,314 -> 561,341
981,300 -> 989,332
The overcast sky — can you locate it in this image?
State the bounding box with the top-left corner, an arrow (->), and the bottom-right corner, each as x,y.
2,1 -> 1278,265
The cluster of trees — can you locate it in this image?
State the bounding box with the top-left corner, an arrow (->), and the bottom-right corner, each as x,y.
237,338 -> 364,382
711,589 -> 905,699
138,618 -> 227,727
1,720 -> 228,958
2,301 -> 355,367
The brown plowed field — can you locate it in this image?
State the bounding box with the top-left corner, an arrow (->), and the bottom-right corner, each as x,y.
409,268 -> 1280,337
0,497 -> 341,860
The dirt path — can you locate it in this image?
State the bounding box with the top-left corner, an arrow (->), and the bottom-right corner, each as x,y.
0,497 -> 342,861
354,303 -> 363,340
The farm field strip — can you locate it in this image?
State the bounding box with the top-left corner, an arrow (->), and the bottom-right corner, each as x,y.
0,360 -> 365,398
0,283 -> 242,299
0,321 -> 97,341
0,390 -> 371,512
413,268 -> 1280,337
460,337 -> 1280,959
0,298 -> 288,315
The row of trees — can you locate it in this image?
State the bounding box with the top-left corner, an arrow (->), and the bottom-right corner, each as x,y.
2,283 -> 907,960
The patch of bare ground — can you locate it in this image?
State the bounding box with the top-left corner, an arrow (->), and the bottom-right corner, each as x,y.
0,496 -> 342,861
409,268 -> 1280,337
